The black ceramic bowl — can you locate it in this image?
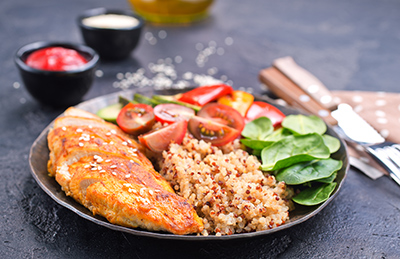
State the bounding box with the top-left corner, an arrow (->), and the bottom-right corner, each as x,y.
15,41 -> 99,107
78,8 -> 144,60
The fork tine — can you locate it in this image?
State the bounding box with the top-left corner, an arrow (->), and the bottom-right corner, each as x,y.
366,147 -> 400,186
376,148 -> 400,184
383,146 -> 400,168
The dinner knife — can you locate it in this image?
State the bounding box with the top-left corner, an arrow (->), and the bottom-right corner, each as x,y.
259,58 -> 400,185
272,56 -> 338,111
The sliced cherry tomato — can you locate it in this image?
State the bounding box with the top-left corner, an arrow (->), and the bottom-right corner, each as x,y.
217,90 -> 254,116
116,103 -> 155,135
153,103 -> 195,124
188,116 -> 240,146
245,101 -> 286,127
138,120 -> 187,152
177,84 -> 233,106
197,103 -> 245,132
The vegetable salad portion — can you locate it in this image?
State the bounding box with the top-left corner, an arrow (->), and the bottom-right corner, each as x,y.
97,84 -> 343,206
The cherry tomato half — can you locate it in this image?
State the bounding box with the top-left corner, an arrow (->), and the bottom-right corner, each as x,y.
139,120 -> 187,152
188,116 -> 241,146
153,103 -> 195,124
197,103 -> 245,132
245,101 -> 286,127
116,103 -> 155,135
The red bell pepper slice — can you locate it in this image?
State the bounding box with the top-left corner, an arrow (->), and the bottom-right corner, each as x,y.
177,84 -> 233,106
245,101 -> 286,127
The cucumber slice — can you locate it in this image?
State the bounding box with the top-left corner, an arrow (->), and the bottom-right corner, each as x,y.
118,96 -> 137,107
96,103 -> 123,123
134,93 -> 160,107
152,95 -> 201,112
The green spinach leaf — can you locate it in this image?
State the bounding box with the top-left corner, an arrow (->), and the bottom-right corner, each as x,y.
292,182 -> 337,206
252,149 -> 262,157
241,127 -> 292,150
260,134 -> 330,171
322,134 -> 341,153
241,117 -> 273,140
264,127 -> 292,142
275,158 -> 342,184
282,114 -> 327,135
240,139 -> 275,150
317,172 -> 337,183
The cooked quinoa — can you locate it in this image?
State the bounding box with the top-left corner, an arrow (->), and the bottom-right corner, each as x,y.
158,134 -> 293,236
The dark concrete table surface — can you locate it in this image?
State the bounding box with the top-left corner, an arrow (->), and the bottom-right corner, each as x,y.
1,0 -> 399,258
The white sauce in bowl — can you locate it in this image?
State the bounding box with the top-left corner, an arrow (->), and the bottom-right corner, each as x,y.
82,14 -> 140,29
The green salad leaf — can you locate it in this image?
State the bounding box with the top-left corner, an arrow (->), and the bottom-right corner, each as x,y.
260,134 -> 331,171
282,114 -> 327,135
322,134 -> 341,153
263,127 -> 291,142
241,117 -> 273,140
317,172 -> 337,183
240,139 -> 275,150
275,158 -> 342,185
292,182 -> 337,206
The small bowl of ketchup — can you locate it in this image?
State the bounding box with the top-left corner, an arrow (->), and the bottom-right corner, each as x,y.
15,41 -> 99,107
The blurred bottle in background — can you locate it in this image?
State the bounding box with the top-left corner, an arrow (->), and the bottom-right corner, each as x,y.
127,0 -> 214,24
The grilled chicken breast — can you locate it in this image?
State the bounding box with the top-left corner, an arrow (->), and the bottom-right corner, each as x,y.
47,107 -> 203,235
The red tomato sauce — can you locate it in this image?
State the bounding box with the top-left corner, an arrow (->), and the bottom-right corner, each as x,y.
25,47 -> 88,71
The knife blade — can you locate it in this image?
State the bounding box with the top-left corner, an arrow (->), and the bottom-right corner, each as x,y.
259,59 -> 388,180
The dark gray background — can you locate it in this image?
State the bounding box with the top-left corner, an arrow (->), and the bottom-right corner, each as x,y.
1,0 -> 399,258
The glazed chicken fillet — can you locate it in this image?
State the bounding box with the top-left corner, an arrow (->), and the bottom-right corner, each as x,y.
47,107 -> 203,235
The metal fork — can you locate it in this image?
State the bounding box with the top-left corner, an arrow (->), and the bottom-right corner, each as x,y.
366,144 -> 400,186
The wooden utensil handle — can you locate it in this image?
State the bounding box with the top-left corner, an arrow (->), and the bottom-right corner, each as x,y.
273,56 -> 338,111
259,67 -> 338,125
